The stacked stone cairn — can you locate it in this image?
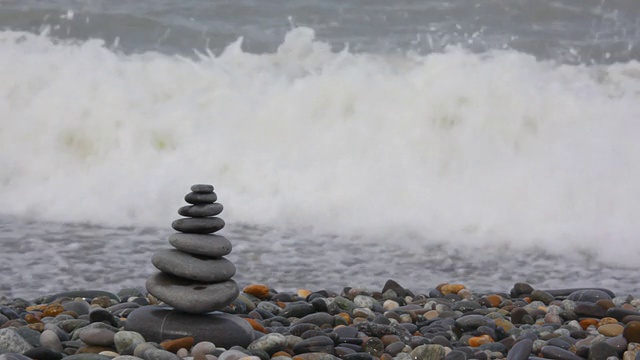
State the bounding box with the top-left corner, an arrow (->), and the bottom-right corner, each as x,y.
145,184 -> 239,314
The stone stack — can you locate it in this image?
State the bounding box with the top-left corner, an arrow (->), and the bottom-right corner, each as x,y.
145,184 -> 239,314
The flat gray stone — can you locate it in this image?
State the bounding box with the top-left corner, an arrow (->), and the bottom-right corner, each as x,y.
168,233 -> 232,257
151,249 -> 236,282
171,217 -> 225,234
178,203 -> 223,218
124,306 -> 254,348
190,184 -> 214,193
146,272 -> 239,313
184,192 -> 217,205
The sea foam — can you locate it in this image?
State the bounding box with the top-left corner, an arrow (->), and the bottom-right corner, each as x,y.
1,28 -> 639,265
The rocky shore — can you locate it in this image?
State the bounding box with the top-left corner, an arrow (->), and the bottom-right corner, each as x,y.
1,281 -> 640,360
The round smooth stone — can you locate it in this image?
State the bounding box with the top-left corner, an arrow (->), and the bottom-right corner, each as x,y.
178,203 -> 223,218
124,306 -> 254,348
190,184 -> 214,193
146,272 -> 239,314
171,217 -> 224,234
168,233 -> 232,257
184,192 -> 217,205
151,249 -> 236,283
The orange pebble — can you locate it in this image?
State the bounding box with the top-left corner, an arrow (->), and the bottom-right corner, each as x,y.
243,284 -> 270,299
337,312 -> 351,324
244,318 -> 266,333
26,305 -> 46,312
272,351 -> 292,358
27,323 -> 44,332
276,301 -> 286,309
297,289 -> 312,298
484,295 -> 502,307
440,284 -> 466,295
469,335 -> 494,347
598,317 -> 619,327
160,337 -> 194,353
24,314 -> 41,324
580,318 -> 599,330
43,304 -> 65,317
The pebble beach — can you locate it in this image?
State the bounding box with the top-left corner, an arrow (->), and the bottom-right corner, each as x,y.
2,281 -> 640,360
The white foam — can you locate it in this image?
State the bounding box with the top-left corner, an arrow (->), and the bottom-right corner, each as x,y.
1,28 -> 640,265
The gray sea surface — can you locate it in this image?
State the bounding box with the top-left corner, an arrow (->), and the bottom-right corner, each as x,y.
2,216 -> 638,300
0,0 -> 639,63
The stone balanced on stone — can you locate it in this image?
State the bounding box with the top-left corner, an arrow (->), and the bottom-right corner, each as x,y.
145,184 -> 240,314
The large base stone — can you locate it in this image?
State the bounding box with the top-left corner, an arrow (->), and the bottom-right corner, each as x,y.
124,306 -> 254,348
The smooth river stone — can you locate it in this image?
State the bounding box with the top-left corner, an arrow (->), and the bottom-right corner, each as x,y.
184,192 -> 217,205
190,184 -> 214,193
146,272 -> 239,314
567,290 -> 612,303
151,249 -> 236,282
171,217 -> 225,234
177,203 -> 223,218
124,306 -> 254,348
168,233 -> 232,257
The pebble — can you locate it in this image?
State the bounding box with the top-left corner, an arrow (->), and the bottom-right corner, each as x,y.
5,280 -> 640,360
151,249 -> 236,283
167,233 -> 232,257
171,218 -> 225,234
178,204 -> 224,218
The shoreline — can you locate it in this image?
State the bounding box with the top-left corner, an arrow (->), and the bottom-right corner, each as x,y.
1,281 -> 640,360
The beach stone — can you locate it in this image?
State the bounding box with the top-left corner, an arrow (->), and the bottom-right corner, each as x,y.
146,272 -> 238,313
506,339 -> 532,360
185,192 -> 217,205
171,218 -> 225,234
297,313 -> 334,327
191,184 -> 214,193
23,347 -> 64,360
575,304 -> 607,318
442,351 -> 466,360
64,355 -> 113,360
114,331 -> 146,354
455,315 -> 495,331
168,233 -> 232,257
511,283 -> 534,296
599,324 -> 624,337
0,354 -> 32,360
40,330 -> 64,352
293,336 -> 334,354
530,290 -> 555,305
540,346 -> 583,360
139,348 -> 180,360
568,290 -> 612,303
125,306 -> 253,348
0,328 -> 34,353
248,333 -> 287,355
589,342 -> 618,360
381,280 -> 408,298
191,341 -> 216,358
89,309 -> 119,327
79,328 -> 116,347
64,300 -> 92,316
410,344 -> 445,360
160,337 -> 194,353
178,204 -> 223,218
623,321 -> 640,343
152,249 -> 236,282
280,304 -> 315,319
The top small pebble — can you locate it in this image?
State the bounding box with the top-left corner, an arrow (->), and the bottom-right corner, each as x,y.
191,184 -> 214,193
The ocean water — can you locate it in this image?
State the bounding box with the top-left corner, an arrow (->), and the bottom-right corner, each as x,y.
1,0 -> 640,299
